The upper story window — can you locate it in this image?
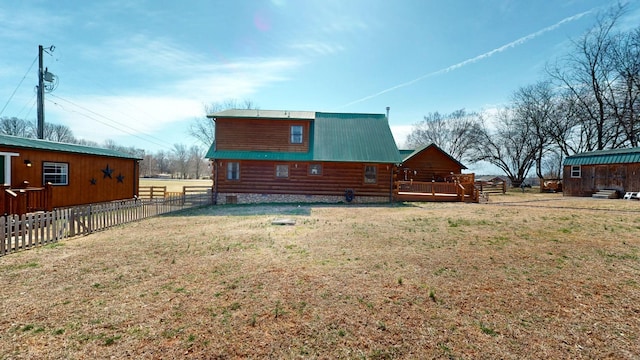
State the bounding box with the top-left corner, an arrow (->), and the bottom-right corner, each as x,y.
570,165 -> 581,178
227,162 -> 240,180
364,165 -> 377,184
43,162 -> 69,185
290,125 -> 303,144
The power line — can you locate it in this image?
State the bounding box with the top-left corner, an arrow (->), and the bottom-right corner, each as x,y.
0,55 -> 38,117
47,95 -> 172,150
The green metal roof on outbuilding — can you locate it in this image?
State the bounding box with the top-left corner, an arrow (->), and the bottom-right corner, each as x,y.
564,146 -> 640,166
0,134 -> 141,159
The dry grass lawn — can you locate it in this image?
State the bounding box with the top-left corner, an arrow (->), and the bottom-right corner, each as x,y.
1,193 -> 639,359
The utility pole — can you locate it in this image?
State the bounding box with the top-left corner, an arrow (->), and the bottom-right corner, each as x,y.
36,45 -> 55,140
37,45 -> 44,139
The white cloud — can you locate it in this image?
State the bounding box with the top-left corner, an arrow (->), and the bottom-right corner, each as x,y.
390,124 -> 413,149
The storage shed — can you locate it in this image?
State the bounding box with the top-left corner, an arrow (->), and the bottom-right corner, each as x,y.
0,134 -> 140,214
563,147 -> 640,197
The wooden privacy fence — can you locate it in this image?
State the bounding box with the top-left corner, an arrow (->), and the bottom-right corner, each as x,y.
1,191 -> 213,257
475,181 -> 507,194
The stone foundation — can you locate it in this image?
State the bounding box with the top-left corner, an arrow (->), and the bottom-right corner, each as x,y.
216,193 -> 391,205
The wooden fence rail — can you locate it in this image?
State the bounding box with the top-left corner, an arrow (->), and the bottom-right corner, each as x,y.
1,192 -> 213,257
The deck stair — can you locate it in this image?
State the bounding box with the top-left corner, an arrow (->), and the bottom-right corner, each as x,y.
592,189 -> 618,199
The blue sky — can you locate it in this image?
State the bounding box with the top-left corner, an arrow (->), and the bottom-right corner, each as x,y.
2,0 -> 639,165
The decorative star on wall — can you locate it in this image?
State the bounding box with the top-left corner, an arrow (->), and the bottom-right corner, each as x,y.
102,164 -> 114,179
90,178 -> 97,185
117,173 -> 125,183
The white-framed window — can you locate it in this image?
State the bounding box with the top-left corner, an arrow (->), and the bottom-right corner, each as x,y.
276,164 -> 289,178
309,164 -> 322,175
227,162 -> 240,180
43,162 -> 69,185
290,125 -> 303,144
570,165 -> 581,178
364,165 -> 377,184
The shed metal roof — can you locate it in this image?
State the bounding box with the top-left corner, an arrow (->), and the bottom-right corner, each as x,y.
564,147 -> 640,166
0,134 -> 141,159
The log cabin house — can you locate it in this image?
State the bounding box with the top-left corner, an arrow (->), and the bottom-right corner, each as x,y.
563,146 -> 640,197
206,110 -> 478,204
0,134 -> 141,215
206,110 -> 403,204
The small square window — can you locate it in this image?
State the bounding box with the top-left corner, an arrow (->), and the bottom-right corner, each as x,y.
309,164 -> 322,175
227,162 -> 240,180
290,125 -> 303,144
364,165 -> 377,184
276,164 -> 289,178
570,165 -> 581,178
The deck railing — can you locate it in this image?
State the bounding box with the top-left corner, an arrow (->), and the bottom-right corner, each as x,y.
0,183 -> 53,216
395,180 -> 479,202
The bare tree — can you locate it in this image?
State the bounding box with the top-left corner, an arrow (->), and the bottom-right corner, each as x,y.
172,143 -> 189,179
469,109 -> 537,187
511,81 -> 557,179
606,28 -> 640,147
188,99 -> 256,147
405,109 -> 482,163
43,123 -> 75,142
0,117 -> 31,137
155,150 -> 171,175
188,145 -> 207,179
547,4 -> 626,151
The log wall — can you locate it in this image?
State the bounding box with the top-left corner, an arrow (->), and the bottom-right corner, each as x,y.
214,160 -> 394,198
215,118 -> 310,153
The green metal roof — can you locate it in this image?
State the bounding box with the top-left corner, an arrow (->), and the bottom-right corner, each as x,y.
204,150 -> 313,161
399,149 -> 414,157
0,134 -> 141,159
206,111 -> 402,163
312,112 -> 401,163
564,147 -> 640,166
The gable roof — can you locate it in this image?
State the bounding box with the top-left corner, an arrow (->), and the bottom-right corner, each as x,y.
399,143 -> 467,169
564,147 -> 640,166
0,134 -> 141,160
206,110 -> 402,164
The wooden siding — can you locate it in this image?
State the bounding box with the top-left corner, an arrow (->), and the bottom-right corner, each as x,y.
3,147 -> 139,208
397,146 -> 463,182
563,164 -> 640,197
214,160 -> 393,198
215,118 -> 310,152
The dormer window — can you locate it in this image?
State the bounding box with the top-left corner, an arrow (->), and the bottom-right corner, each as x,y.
290,125 -> 303,144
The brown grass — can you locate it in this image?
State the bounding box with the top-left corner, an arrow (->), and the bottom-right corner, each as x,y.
1,194 -> 640,359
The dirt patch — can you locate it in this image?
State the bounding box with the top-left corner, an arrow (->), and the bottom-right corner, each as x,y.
1,195 -> 639,358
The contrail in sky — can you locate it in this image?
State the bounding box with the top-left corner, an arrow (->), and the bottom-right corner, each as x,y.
337,9 -> 594,109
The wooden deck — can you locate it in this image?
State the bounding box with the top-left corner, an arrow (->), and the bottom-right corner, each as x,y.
394,180 -> 479,203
